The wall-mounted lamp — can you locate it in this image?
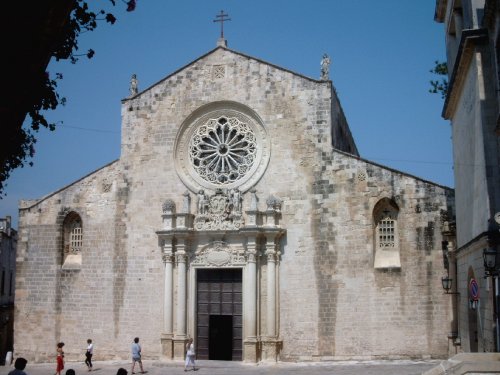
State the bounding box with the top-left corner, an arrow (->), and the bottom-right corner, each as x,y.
483,247 -> 498,276
441,275 -> 458,294
441,275 -> 459,294
441,275 -> 453,293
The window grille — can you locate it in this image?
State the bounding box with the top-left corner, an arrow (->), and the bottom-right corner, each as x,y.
378,216 -> 395,248
70,225 -> 82,253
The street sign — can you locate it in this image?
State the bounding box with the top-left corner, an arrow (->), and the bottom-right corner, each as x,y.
469,278 -> 479,301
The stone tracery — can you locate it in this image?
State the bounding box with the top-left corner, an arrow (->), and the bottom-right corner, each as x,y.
174,103 -> 271,193
189,116 -> 257,185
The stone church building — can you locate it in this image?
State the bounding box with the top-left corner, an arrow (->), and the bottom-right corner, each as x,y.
14,39 -> 455,363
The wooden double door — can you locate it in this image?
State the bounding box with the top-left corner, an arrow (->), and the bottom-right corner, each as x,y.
196,268 -> 242,360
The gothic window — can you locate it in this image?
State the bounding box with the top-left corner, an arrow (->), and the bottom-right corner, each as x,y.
373,198 -> 401,269
62,212 -> 83,269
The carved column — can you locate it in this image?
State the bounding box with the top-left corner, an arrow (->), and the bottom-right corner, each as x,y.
266,239 -> 277,337
163,248 -> 174,333
243,231 -> 259,362
173,237 -> 188,360
261,230 -> 282,362
160,239 -> 174,358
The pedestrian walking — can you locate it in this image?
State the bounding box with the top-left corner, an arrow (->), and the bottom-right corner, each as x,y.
85,339 -> 93,371
55,342 -> 65,375
184,338 -> 197,372
130,337 -> 145,374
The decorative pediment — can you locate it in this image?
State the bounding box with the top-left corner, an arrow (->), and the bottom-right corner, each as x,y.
191,241 -> 245,267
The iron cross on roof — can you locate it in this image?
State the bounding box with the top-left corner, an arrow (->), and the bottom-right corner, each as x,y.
213,10 -> 231,38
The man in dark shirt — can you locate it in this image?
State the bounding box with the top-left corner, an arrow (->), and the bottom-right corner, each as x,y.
8,358 -> 28,375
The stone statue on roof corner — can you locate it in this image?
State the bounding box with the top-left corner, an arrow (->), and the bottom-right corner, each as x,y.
320,53 -> 331,81
129,73 -> 138,96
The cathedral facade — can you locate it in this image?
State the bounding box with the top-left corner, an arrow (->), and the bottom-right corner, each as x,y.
14,43 -> 455,362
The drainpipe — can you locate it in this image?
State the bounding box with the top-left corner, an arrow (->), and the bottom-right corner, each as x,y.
495,276 -> 500,351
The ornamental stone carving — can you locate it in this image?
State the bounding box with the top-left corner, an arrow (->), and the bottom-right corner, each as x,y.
175,252 -> 187,264
162,253 -> 174,263
189,116 -> 257,185
249,188 -> 258,211
162,199 -> 176,214
174,102 -> 270,193
194,189 -> 244,230
182,191 -> 191,214
197,190 -> 208,215
266,195 -> 282,212
191,241 -> 246,267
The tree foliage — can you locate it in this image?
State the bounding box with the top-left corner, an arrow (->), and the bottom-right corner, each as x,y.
0,0 -> 136,198
429,60 -> 449,99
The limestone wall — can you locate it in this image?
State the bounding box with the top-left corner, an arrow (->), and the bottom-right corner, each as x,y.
277,150 -> 454,360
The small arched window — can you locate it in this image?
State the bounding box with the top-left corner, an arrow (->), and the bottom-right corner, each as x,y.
373,198 -> 401,269
377,210 -> 396,249
62,212 -> 83,269
68,220 -> 82,253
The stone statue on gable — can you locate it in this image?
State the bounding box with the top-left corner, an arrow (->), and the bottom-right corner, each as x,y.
129,73 -> 138,96
320,53 -> 331,81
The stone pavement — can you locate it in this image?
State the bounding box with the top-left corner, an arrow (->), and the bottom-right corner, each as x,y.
0,359 -> 441,375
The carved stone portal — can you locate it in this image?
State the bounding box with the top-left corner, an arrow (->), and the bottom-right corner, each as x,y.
156,189 -> 285,363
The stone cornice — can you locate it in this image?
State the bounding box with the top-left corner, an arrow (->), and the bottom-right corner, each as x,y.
443,28 -> 489,120
456,229 -> 499,255
434,0 -> 448,23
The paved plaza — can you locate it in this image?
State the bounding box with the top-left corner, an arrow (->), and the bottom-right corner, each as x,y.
0,359 -> 441,375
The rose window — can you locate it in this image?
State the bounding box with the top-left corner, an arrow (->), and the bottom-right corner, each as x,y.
189,116 -> 257,185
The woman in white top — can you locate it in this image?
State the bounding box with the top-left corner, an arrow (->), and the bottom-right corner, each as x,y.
184,338 -> 196,372
85,339 -> 93,371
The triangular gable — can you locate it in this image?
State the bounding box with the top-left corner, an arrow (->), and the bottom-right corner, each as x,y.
122,46 -> 326,102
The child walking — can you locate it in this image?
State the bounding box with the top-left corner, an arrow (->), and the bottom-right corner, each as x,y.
131,337 -> 145,374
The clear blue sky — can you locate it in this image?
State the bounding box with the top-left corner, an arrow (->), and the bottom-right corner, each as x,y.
0,1 -> 451,228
